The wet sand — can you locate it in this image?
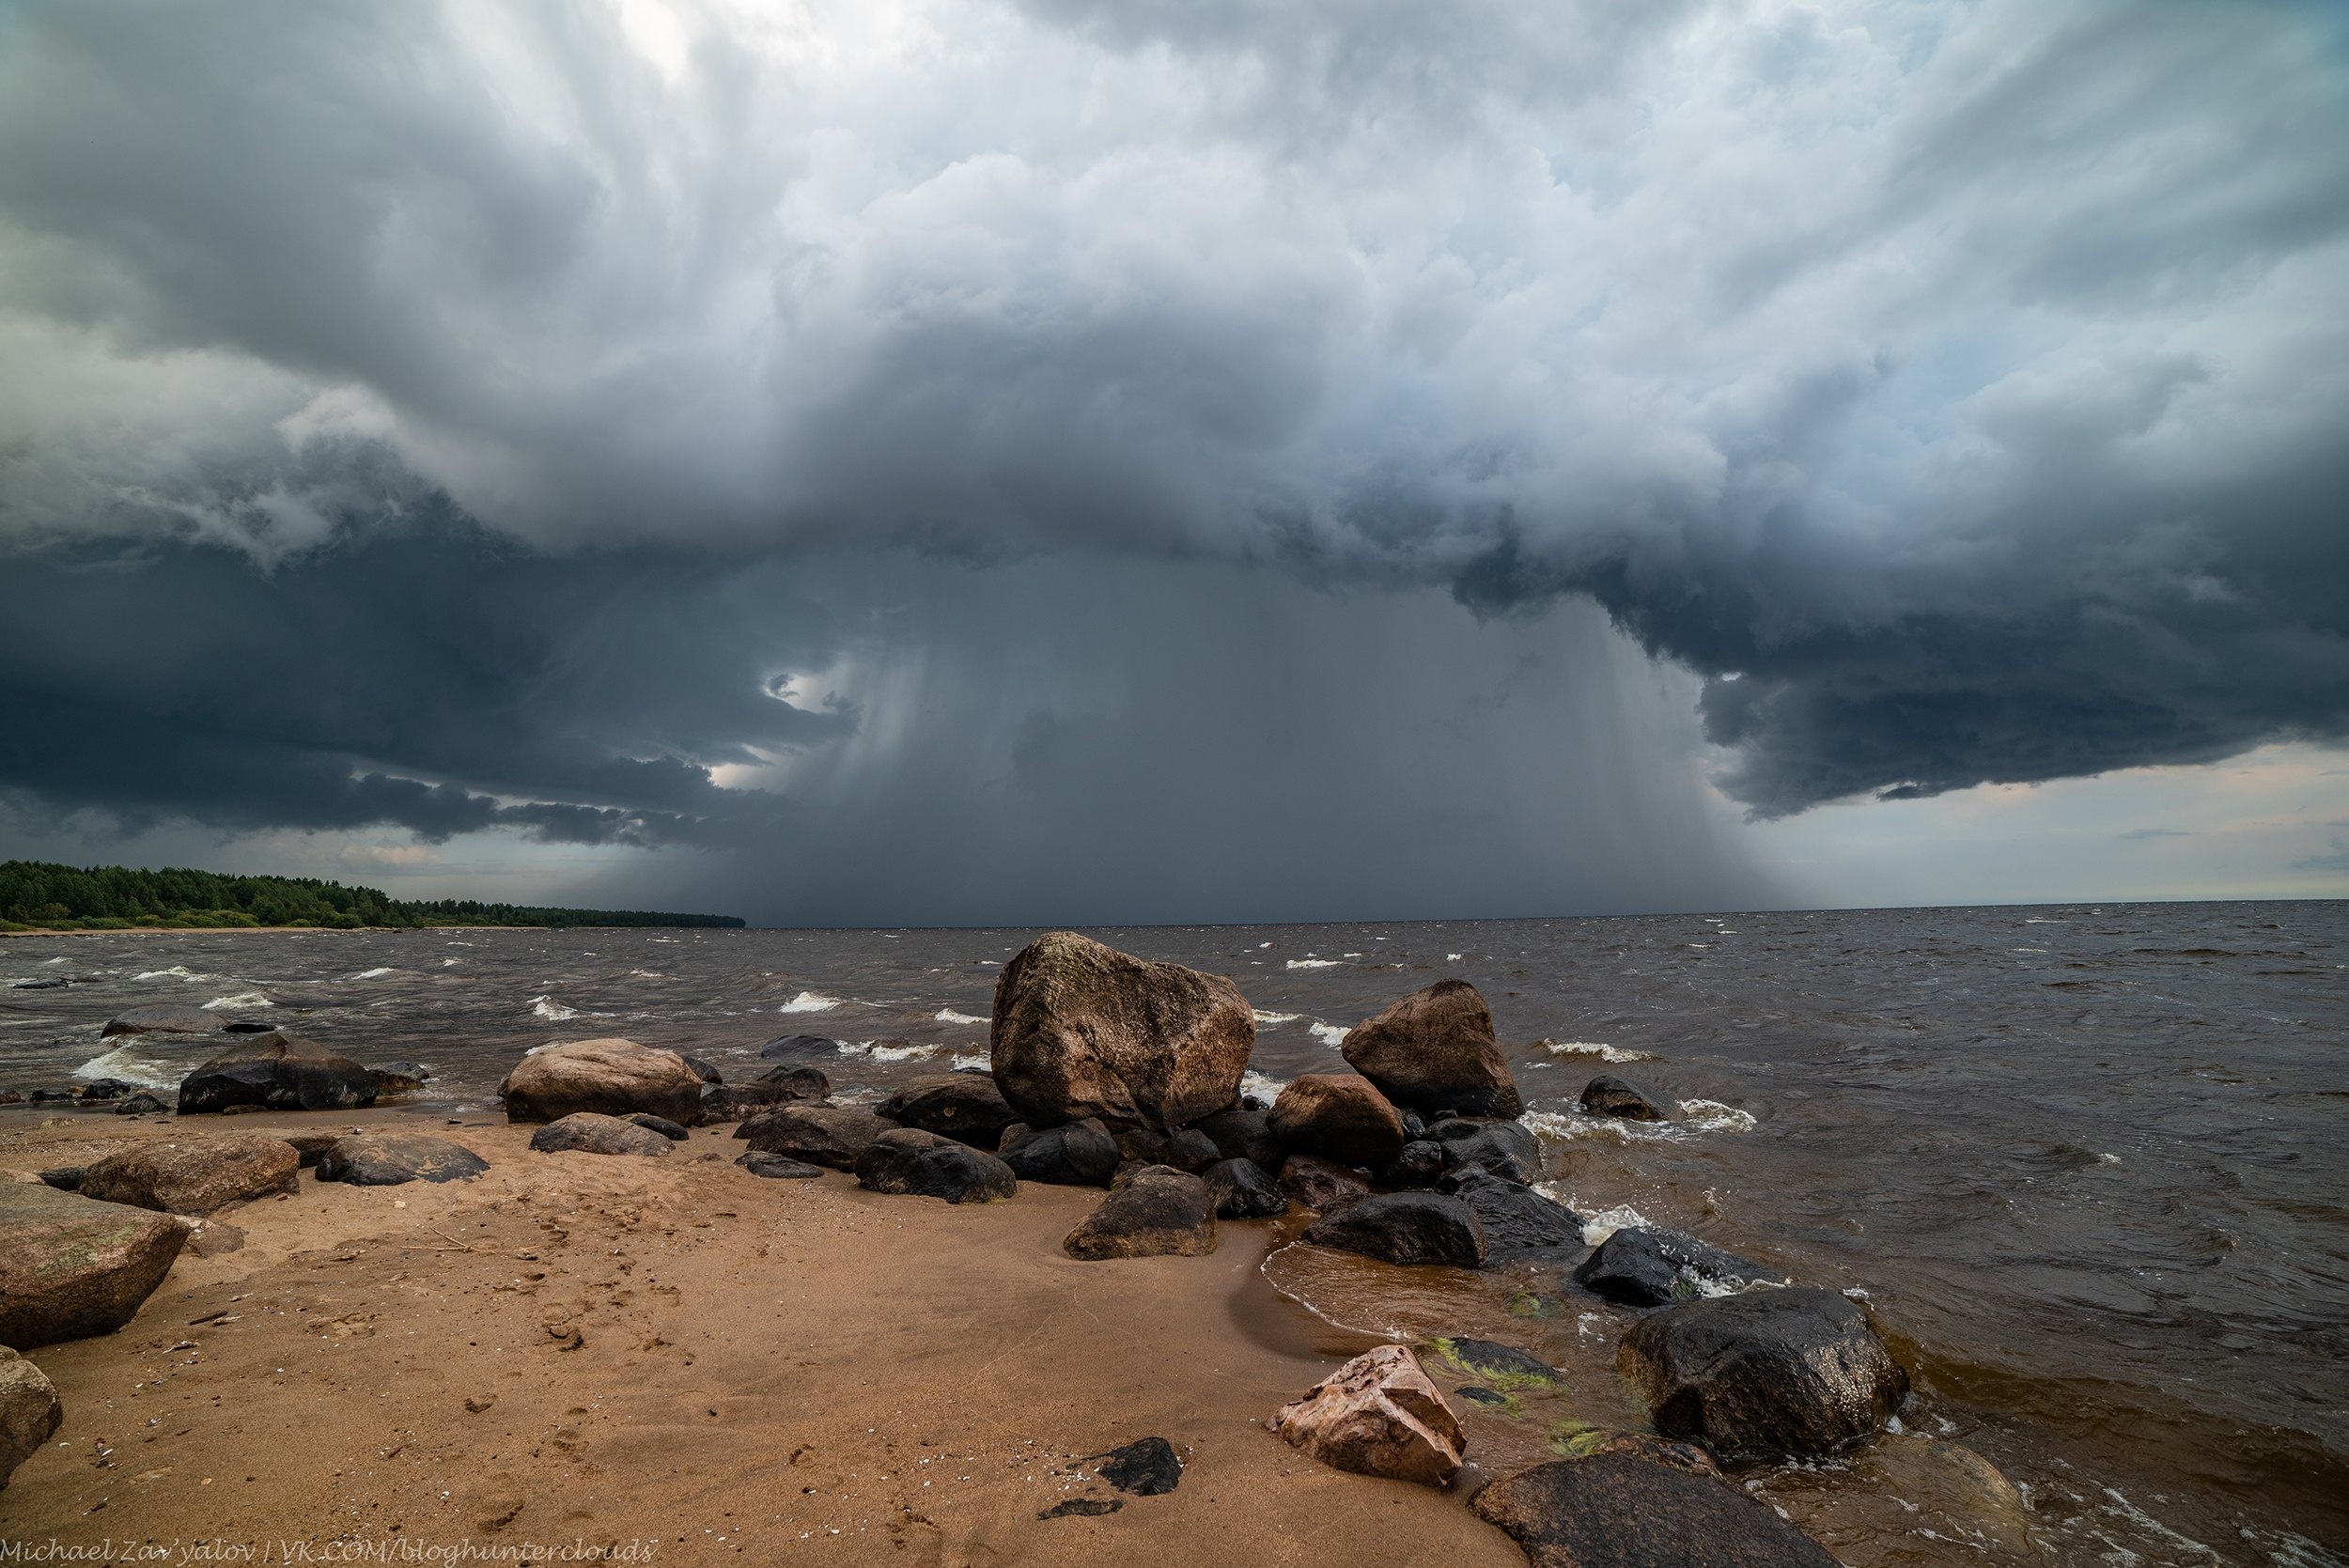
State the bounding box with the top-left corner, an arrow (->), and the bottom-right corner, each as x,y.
0,1110 -> 1525,1567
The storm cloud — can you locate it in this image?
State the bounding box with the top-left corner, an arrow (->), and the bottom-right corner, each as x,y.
0,0 -> 2344,915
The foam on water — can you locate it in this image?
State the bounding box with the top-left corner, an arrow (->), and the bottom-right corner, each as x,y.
780,990 -> 844,1013
1553,1198 -> 1654,1245
949,1050 -> 991,1071
529,995 -> 582,1021
1539,1038 -> 1657,1063
134,967 -> 203,982
70,1043 -> 185,1090
1284,958 -> 1342,970
1309,1022 -> 1348,1048
352,967 -> 397,980
934,1008 -> 988,1026
1523,1098 -> 1756,1145
1239,1068 -> 1289,1102
202,990 -> 271,1011
1252,1010 -> 1303,1025
837,1039 -> 937,1063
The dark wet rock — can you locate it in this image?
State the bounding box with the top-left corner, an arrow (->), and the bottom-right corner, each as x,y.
1471,1452 -> 1839,1568
1579,1075 -> 1675,1123
1441,1167 -> 1587,1256
1269,1073 -> 1407,1170
80,1133 -> 301,1214
1269,1344 -> 1464,1485
1091,1436 -> 1182,1495
1278,1154 -> 1370,1212
681,1054 -> 723,1084
1238,1094 -> 1268,1112
758,1032 -> 841,1061
0,1090 -> 20,1104
1203,1157 -> 1288,1219
624,1112 -> 692,1141
1436,1338 -> 1562,1389
879,1072 -> 1019,1149
101,1005 -> 226,1037
1402,1110 -> 1426,1140
10,976 -> 72,990
1193,1106 -> 1283,1169
855,1126 -> 1019,1203
1114,1126 -> 1221,1172
28,1088 -> 78,1102
1437,1119 -> 1544,1184
497,1037 -> 703,1125
78,1078 -> 139,1102
1619,1287 -> 1908,1462
734,1103 -> 896,1171
1038,1498 -> 1120,1519
1582,1432 -> 1721,1476
283,1131 -> 343,1167
1387,1140 -> 1446,1188
999,1117 -> 1121,1187
737,1150 -> 825,1178
1340,979 -> 1522,1119
1573,1227 -> 1782,1307
697,1076 -> 811,1122
528,1112 -> 676,1157
0,1181 -> 191,1348
1,1345 -> 64,1491
990,931 -> 1254,1131
755,1063 -> 832,1097
369,1062 -> 433,1095
1063,1166 -> 1217,1259
1456,1386 -> 1509,1407
114,1091 -> 169,1116
220,1021 -> 275,1034
178,1031 -> 378,1114
1302,1192 -> 1489,1268
317,1133 -> 490,1186
37,1167 -> 84,1191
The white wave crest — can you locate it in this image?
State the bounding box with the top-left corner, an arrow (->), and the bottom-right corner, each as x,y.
529,995 -> 582,1021
1446,953 -> 1464,962
934,1008 -> 988,1026
1240,1068 -> 1290,1102
950,1051 -> 992,1071
71,1045 -> 183,1091
1539,1038 -> 1657,1064
1561,1200 -> 1654,1247
351,967 -> 397,980
836,1039 -> 938,1063
1309,1022 -> 1349,1048
202,990 -> 271,1011
627,969 -> 671,980
1284,958 -> 1342,970
134,967 -> 203,982
1252,1010 -> 1302,1025
780,991 -> 842,1014
1523,1099 -> 1755,1145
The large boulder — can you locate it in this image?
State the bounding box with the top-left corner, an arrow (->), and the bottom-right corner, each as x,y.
1302,1192 -> 1489,1268
734,1104 -> 896,1171
1,1347 -> 64,1492
177,1032 -> 377,1114
1063,1167 -> 1218,1259
999,1118 -> 1122,1187
102,1005 -> 226,1037
1573,1228 -> 1781,1307
1268,1074 -> 1407,1170
1579,1075 -> 1675,1123
855,1127 -> 1019,1203
1442,1167 -> 1586,1256
1431,1118 -> 1543,1184
989,932 -> 1254,1131
1203,1157 -> 1288,1219
879,1073 -> 1020,1149
1470,1453 -> 1840,1567
0,1182 -> 190,1348
78,1134 -> 300,1215
1340,980 -> 1521,1118
316,1133 -> 490,1187
1619,1288 -> 1908,1462
529,1112 -> 677,1157
1268,1344 -> 1464,1486
498,1037 -> 704,1125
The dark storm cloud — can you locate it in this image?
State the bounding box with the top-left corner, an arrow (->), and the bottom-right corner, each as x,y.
0,0 -> 2344,889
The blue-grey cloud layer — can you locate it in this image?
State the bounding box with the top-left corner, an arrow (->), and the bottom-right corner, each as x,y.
0,0 -> 2344,911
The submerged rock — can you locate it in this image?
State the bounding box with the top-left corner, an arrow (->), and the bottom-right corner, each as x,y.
855,1127 -> 1019,1203
1268,1344 -> 1464,1485
989,931 -> 1254,1131
1435,1338 -> 1563,1389
528,1112 -> 676,1157
317,1133 -> 490,1186
1442,1167 -> 1586,1256
1470,1452 -> 1840,1568
1618,1287 -> 1908,1462
0,1346 -> 64,1492
1579,1075 -> 1675,1123
999,1117 -> 1122,1187
737,1151 -> 825,1179
0,1182 -> 191,1348
1063,1166 -> 1217,1259
880,1073 -> 1020,1149
1278,1154 -> 1370,1212
1091,1436 -> 1182,1496
1340,980 -> 1522,1118
79,1133 -> 301,1214
1203,1157 -> 1287,1219
1303,1192 -> 1489,1268
178,1032 -> 377,1114
1573,1227 -> 1781,1307
734,1104 -> 896,1171
1269,1073 -> 1408,1171
497,1037 -> 703,1126
101,1005 -> 226,1037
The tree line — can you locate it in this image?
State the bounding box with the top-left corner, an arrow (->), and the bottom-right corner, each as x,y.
0,861 -> 744,931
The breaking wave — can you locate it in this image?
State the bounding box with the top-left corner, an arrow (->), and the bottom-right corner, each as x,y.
202,990 -> 271,1011
1539,1038 -> 1657,1063
934,1008 -> 988,1026
780,990 -> 844,1013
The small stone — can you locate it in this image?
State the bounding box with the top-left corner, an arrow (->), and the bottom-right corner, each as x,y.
1038,1498 -> 1121,1519
1091,1436 -> 1181,1495
1578,1075 -> 1675,1123
0,1346 -> 65,1491
623,1112 -> 691,1141
737,1151 -> 825,1179
1268,1344 -> 1464,1486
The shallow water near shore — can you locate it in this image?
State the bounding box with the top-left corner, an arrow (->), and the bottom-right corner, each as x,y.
5,901 -> 2345,1563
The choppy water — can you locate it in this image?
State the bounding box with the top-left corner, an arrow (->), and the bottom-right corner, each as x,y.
4,902 -> 2344,1563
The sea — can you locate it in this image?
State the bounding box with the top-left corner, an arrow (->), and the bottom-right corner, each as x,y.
4,901 -> 2343,1565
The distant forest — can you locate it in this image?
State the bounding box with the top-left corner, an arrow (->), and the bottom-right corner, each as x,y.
0,861 -> 744,932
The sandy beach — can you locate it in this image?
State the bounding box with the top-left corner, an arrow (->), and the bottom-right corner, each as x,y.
0,1110 -> 1525,1567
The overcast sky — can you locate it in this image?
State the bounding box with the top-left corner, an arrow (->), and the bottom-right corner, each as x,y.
1,0 -> 2344,924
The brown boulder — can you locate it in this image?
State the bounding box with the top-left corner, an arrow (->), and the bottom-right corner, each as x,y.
527,1112 -> 676,1157
497,1038 -> 704,1125
1341,980 -> 1521,1118
1268,1073 -> 1406,1170
990,932 -> 1254,1130
1470,1453 -> 1840,1567
1,1347 -> 64,1492
734,1104 -> 896,1171
78,1134 -> 301,1215
1268,1344 -> 1464,1485
0,1182 -> 190,1348
1062,1167 -> 1218,1259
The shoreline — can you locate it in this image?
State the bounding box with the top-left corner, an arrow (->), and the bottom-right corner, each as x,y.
2,924 -> 574,939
